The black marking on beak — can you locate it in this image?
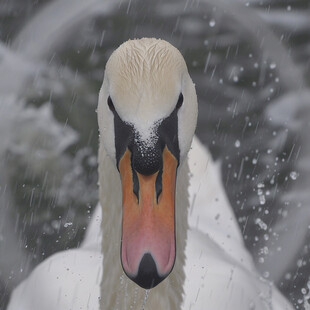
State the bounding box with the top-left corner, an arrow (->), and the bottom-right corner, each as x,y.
129,253 -> 164,289
131,162 -> 140,202
155,169 -> 162,202
108,94 -> 181,200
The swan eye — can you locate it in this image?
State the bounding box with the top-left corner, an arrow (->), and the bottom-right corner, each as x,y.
176,93 -> 183,110
107,96 -> 115,112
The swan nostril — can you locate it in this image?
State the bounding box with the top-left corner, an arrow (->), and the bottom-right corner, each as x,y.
130,253 -> 165,289
132,145 -> 162,176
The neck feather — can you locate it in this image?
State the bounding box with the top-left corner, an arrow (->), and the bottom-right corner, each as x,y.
98,144 -> 189,310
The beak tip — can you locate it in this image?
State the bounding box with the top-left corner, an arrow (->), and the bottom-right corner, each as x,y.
126,253 -> 167,289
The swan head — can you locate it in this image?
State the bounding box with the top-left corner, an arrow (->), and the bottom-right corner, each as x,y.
98,38 -> 197,289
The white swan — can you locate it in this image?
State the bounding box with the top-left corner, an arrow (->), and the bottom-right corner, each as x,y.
7,38 -> 293,310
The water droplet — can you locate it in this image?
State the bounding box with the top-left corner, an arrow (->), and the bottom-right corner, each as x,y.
258,257 -> 264,264
235,140 -> 241,148
141,289 -> 150,310
285,273 -> 292,280
270,62 -> 277,69
289,171 -> 298,180
255,218 -> 267,230
297,259 -> 303,268
209,19 -> 216,27
259,195 -> 266,205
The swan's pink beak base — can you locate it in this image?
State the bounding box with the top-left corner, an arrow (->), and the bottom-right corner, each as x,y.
119,147 -> 177,289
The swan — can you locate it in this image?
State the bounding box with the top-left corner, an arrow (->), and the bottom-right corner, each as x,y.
7,38 -> 294,310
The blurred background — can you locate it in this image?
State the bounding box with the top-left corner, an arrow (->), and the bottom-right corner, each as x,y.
0,0 -> 309,309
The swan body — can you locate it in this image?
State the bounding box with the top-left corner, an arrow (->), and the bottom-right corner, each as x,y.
8,137 -> 293,310
8,38 -> 294,310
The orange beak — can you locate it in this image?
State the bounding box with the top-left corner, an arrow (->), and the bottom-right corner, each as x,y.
119,146 -> 178,289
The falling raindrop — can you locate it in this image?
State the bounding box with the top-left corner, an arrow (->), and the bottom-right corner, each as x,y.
235,140 -> 241,148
